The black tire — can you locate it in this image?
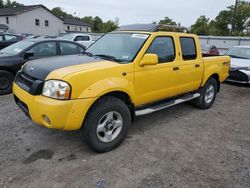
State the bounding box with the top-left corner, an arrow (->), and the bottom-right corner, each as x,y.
0,70 -> 14,95
192,78 -> 218,109
83,96 -> 131,153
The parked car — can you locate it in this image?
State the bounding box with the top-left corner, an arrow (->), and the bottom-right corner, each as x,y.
225,46 -> 250,84
62,33 -> 95,48
0,39 -> 86,95
0,33 -> 22,50
13,24 -> 230,153
201,44 -> 220,55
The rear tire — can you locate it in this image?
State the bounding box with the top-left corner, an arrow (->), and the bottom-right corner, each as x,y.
82,96 -> 131,153
192,78 -> 218,109
0,70 -> 14,95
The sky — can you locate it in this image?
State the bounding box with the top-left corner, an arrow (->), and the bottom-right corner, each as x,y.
16,0 -> 239,27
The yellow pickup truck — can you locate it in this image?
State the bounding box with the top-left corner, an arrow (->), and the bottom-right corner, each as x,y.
13,24 -> 230,152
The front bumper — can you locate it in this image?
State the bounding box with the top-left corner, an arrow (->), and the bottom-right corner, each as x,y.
227,70 -> 250,84
13,83 -> 95,130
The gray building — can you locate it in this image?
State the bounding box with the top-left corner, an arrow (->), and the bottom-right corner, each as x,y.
0,5 -> 65,36
63,18 -> 92,33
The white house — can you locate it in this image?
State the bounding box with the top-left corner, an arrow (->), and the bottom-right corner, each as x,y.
0,5 -> 65,36
63,18 -> 92,33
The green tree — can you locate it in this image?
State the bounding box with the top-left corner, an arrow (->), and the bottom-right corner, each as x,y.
93,16 -> 103,32
1,0 -> 23,7
82,16 -> 94,26
103,20 -> 118,33
209,10 -> 231,36
51,7 -> 73,19
0,0 -> 4,8
209,1 -> 250,36
190,16 -> 211,35
10,1 -> 23,7
230,1 -> 250,35
158,17 -> 177,25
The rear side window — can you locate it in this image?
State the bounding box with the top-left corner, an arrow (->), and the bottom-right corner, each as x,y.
146,36 -> 175,63
59,42 -> 79,55
180,37 -> 197,60
82,36 -> 90,41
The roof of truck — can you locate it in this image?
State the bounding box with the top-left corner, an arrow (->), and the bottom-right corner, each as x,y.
116,24 -> 189,33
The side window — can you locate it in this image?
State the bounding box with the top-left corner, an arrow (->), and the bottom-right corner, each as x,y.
146,36 -> 175,63
28,42 -> 57,57
180,37 -> 197,60
0,35 -> 4,41
45,20 -> 49,27
74,36 -> 84,41
82,36 -> 90,41
5,35 -> 18,41
35,19 -> 40,26
59,42 -> 79,55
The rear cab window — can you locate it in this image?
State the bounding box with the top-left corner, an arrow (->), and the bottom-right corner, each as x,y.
180,37 -> 197,61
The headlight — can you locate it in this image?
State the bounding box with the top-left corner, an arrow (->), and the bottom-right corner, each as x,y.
42,80 -> 71,100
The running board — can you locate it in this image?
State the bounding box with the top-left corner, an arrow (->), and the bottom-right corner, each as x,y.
135,93 -> 200,116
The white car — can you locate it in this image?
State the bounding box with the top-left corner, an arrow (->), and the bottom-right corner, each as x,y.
225,46 -> 250,84
62,33 -> 94,48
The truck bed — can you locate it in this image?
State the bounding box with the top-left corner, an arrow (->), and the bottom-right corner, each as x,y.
202,55 -> 230,84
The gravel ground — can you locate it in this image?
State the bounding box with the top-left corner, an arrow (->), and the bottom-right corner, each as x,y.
0,83 -> 249,188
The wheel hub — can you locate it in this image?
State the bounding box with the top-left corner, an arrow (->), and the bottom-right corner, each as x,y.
96,111 -> 123,143
0,77 -> 10,90
205,85 -> 215,104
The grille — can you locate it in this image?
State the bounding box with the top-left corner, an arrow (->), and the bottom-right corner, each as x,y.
15,72 -> 44,95
228,71 -> 249,82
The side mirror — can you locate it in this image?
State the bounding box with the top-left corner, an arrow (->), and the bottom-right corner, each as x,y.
140,54 -> 158,66
23,52 -> 34,59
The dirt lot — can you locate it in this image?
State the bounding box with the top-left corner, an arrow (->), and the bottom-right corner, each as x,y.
0,83 -> 249,188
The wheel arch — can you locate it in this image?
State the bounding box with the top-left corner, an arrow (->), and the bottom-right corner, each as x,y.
209,73 -> 220,92
202,73 -> 220,93
81,90 -> 135,130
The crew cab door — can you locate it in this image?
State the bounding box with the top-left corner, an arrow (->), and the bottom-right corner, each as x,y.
134,35 -> 182,106
178,36 -> 203,93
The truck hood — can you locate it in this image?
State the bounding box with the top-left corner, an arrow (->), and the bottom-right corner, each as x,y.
231,57 -> 250,68
22,54 -> 114,80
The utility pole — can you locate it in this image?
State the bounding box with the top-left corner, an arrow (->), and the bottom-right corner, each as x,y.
232,0 -> 240,34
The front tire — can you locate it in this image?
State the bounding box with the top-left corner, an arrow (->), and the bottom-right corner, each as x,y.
83,96 -> 131,153
0,70 -> 14,95
193,78 -> 218,109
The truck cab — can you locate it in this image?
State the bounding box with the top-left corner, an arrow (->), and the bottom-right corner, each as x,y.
62,33 -> 94,48
13,24 -> 230,152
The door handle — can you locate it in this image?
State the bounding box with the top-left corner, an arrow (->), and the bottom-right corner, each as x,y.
195,64 -> 200,68
173,67 -> 179,71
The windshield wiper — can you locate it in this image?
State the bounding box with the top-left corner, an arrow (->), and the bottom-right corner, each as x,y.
94,54 -> 124,63
81,51 -> 93,56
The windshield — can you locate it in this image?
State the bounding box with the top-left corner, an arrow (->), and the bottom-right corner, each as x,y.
86,33 -> 149,62
0,40 -> 34,55
225,47 -> 250,59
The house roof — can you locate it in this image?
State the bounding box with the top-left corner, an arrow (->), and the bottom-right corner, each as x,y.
63,18 -> 92,27
0,5 -> 63,21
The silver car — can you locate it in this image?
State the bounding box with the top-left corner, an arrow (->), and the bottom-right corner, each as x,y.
225,46 -> 250,84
